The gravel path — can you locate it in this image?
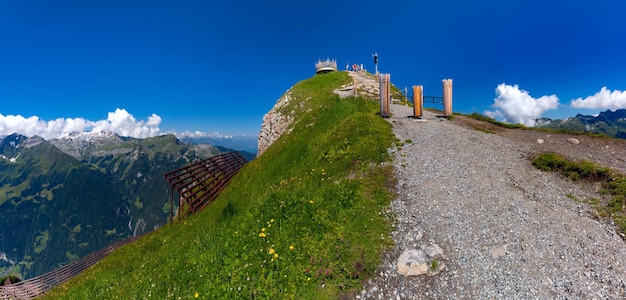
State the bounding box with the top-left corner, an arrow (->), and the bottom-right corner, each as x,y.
359,104 -> 626,299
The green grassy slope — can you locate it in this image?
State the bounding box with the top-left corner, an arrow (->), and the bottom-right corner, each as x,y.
0,134 -> 230,280
0,140 -> 131,279
43,72 -> 397,299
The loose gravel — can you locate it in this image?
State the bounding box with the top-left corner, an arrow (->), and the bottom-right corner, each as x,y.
359,104 -> 626,299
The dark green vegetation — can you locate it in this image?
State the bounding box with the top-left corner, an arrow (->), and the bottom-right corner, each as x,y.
42,72 -> 396,299
465,110 -> 626,140
532,153 -> 626,236
466,113 -> 526,129
538,109 -> 626,140
0,275 -> 21,285
0,133 -> 235,279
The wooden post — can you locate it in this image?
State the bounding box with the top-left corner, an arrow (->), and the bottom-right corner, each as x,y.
379,74 -> 391,117
443,79 -> 453,117
412,85 -> 423,118
385,74 -> 391,118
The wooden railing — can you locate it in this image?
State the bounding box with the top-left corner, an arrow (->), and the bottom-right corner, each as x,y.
164,152 -> 247,223
0,234 -> 145,300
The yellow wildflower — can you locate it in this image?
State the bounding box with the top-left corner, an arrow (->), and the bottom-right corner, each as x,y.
259,232 -> 266,237
195,292 -> 199,298
268,248 -> 275,255
274,253 -> 279,258
261,227 -> 265,232
289,245 -> 294,250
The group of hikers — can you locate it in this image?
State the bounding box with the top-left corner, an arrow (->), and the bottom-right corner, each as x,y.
347,63 -> 364,72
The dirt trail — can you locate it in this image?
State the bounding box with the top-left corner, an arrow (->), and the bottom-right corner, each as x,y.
358,105 -> 626,299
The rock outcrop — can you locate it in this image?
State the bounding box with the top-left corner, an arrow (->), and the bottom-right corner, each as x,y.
257,88 -> 295,155
258,71 -> 401,155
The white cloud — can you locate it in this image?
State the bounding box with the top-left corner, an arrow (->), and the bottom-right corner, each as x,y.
0,108 -> 161,140
570,87 -> 626,110
177,130 -> 233,139
485,83 -> 560,127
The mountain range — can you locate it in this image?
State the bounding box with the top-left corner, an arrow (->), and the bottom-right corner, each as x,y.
537,109 -> 626,139
0,132 -> 252,279
179,134 -> 259,154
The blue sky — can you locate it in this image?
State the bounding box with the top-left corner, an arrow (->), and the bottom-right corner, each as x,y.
1,0 -> 625,139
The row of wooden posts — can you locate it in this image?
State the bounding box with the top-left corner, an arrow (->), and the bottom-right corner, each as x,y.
379,74 -> 453,118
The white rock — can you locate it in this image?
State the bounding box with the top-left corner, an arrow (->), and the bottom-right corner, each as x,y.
397,245 -> 445,277
567,138 -> 580,145
397,249 -> 429,276
423,244 -> 445,259
489,244 -> 507,258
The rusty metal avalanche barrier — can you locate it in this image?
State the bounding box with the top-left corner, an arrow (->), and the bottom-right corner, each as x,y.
164,151 -> 248,224
0,233 -> 145,300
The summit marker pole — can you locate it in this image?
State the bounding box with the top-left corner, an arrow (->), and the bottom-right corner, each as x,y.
373,53 -> 378,75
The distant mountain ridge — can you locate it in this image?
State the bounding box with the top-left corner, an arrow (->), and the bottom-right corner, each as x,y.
179,134 -> 258,154
0,132 -> 245,280
537,109 -> 626,139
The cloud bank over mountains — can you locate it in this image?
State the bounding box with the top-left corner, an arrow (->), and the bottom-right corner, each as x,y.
0,108 -> 252,140
0,108 -> 162,140
570,87 -> 626,110
486,85 -> 626,127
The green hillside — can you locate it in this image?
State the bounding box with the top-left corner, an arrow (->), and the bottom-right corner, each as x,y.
0,138 -> 131,279
0,134 -> 230,280
42,71 -> 397,299
85,134 -> 225,234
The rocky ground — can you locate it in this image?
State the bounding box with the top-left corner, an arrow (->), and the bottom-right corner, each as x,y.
358,105 -> 626,299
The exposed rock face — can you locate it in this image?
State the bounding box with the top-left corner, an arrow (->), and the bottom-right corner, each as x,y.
49,131 -> 125,159
258,89 -> 295,155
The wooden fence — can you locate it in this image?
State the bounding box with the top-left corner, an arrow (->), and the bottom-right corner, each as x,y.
164,152 -> 248,223
0,234 -> 145,300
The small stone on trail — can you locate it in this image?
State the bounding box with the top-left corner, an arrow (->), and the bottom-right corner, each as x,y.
489,244 -> 507,258
567,138 -> 580,145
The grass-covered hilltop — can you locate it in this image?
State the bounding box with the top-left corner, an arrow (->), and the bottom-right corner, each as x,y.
43,71 -> 398,299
